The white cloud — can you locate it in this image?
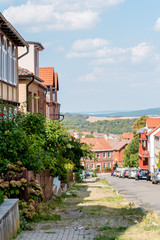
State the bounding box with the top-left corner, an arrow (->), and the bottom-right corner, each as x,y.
3,0 -> 125,32
67,38 -> 129,60
77,67 -> 105,82
67,39 -> 153,67
154,17 -> 160,31
130,42 -> 152,63
72,39 -> 110,51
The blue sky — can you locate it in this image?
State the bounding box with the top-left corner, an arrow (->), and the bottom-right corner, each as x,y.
2,0 -> 160,113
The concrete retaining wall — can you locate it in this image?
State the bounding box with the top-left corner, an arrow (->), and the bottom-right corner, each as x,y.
0,199 -> 19,240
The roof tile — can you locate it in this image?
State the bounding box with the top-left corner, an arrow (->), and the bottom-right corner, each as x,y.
80,137 -> 112,151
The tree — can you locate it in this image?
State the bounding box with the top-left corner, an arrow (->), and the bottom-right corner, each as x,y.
123,116 -> 148,167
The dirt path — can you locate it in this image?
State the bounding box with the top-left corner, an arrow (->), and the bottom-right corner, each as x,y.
16,178 -> 160,240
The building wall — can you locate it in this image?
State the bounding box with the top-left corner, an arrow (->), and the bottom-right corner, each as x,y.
18,45 -> 35,75
154,136 -> 160,168
113,148 -> 125,167
19,79 -> 46,115
19,80 -> 27,112
84,151 -> 113,172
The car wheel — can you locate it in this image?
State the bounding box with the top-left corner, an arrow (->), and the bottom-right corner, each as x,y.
152,180 -> 155,184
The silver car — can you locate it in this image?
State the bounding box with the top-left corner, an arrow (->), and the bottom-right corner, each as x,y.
152,168 -> 160,184
129,169 -> 138,179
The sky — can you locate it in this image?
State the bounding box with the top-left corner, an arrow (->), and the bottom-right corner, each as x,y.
2,0 -> 160,113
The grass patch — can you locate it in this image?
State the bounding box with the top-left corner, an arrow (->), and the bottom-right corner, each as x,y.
95,226 -> 128,240
32,213 -> 61,223
144,225 -> 160,231
62,191 -> 78,198
44,231 -> 56,234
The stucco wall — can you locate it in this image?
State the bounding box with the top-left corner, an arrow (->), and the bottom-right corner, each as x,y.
0,199 -> 19,240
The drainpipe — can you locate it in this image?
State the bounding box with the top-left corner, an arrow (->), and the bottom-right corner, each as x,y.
18,45 -> 29,60
26,76 -> 34,112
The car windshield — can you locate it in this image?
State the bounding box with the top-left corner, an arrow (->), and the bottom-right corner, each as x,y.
141,170 -> 149,173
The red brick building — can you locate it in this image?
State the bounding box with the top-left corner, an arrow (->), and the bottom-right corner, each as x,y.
110,139 -> 130,167
80,138 -> 113,172
39,67 -> 60,120
138,118 -> 160,171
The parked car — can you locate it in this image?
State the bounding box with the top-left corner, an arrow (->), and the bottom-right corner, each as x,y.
116,170 -> 120,177
119,168 -> 126,178
135,169 -> 151,181
113,170 -> 117,176
128,169 -> 138,179
86,171 -> 93,177
152,168 -> 160,184
80,170 -> 86,179
123,169 -> 130,178
111,170 -> 115,176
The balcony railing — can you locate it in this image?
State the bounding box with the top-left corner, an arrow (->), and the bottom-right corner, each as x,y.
138,149 -> 149,158
139,133 -> 147,140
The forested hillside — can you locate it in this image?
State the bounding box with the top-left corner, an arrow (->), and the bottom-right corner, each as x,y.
63,113 -> 136,134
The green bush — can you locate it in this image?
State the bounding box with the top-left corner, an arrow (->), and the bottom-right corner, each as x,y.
105,167 -> 111,171
0,190 -> 4,204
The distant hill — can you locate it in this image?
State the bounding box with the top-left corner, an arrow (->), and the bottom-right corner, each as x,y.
105,107 -> 160,117
70,107 -> 160,117
62,113 -> 136,134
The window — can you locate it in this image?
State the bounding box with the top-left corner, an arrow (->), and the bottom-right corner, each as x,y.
2,37 -> 7,82
0,36 -> 17,86
13,47 -> 17,85
103,152 -> 106,158
108,152 -> 111,158
97,164 -> 101,170
91,164 -> 94,169
108,162 -> 111,167
52,89 -> 55,101
97,153 -> 100,159
103,163 -> 106,169
87,164 -> 89,169
46,86 -> 50,101
0,35 -> 2,79
8,42 -> 12,84
34,93 -> 37,113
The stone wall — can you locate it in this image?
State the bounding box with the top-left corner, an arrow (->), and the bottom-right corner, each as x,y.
0,199 -> 19,240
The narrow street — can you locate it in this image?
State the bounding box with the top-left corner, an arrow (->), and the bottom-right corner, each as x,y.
103,173 -> 160,214
16,177 -> 160,240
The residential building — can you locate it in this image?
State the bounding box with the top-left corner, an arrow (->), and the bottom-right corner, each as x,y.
80,137 -> 113,172
18,67 -> 47,115
18,41 -> 47,114
110,139 -> 130,167
154,131 -> 160,167
119,132 -> 133,141
138,118 -> 160,172
18,41 -> 44,77
0,13 -> 28,106
39,67 -> 60,120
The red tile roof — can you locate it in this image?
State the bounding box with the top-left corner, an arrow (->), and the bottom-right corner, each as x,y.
120,132 -> 133,140
147,124 -> 160,136
39,67 -> 54,85
18,67 -> 44,82
80,137 -> 112,151
154,131 -> 160,137
18,67 -> 33,75
146,118 -> 160,128
110,139 -> 130,151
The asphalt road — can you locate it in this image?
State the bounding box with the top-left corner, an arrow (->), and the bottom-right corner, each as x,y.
99,173 -> 160,214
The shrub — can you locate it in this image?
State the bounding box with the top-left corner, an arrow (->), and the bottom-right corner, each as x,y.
0,190 -> 4,204
105,167 -> 111,171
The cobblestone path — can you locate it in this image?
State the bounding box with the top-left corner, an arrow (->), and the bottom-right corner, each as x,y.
16,178 -> 110,240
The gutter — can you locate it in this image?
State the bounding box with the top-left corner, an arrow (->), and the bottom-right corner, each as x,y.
26,76 -> 34,112
18,45 -> 29,60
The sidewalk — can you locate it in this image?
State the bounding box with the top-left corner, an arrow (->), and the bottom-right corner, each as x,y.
16,228 -> 98,240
